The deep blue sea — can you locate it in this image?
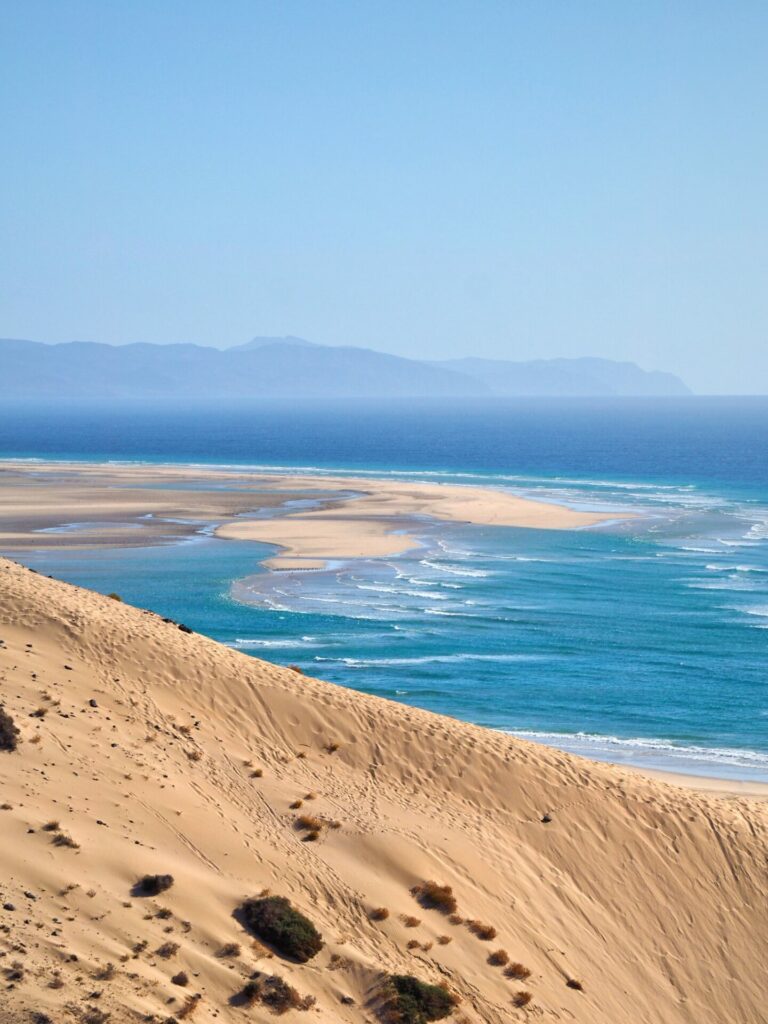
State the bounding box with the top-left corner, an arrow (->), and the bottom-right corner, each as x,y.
3,397 -> 768,781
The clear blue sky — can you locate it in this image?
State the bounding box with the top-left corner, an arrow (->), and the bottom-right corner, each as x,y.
2,1 -> 767,393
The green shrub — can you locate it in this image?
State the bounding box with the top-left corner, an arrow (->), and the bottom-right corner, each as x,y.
385,974 -> 458,1024
237,896 -> 323,962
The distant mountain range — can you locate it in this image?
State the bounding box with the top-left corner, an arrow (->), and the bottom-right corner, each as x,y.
1,336 -> 691,398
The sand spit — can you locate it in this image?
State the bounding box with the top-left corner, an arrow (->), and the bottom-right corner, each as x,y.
0,461 -> 623,569
0,557 -> 765,1023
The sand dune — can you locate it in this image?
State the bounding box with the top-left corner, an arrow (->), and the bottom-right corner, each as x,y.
0,557 -> 765,1023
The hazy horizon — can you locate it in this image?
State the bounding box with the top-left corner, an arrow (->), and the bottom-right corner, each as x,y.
2,2 -> 767,393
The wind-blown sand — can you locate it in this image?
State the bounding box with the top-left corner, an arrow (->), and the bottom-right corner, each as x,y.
0,557 -> 765,1023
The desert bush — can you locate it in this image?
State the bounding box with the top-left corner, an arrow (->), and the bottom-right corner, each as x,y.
384,975 -> 459,1024
236,896 -> 323,962
488,949 -> 509,966
436,935 -> 452,945
411,881 -> 457,915
94,962 -> 116,981
133,874 -> 174,897
325,741 -> 340,753
171,971 -> 189,986
42,820 -> 60,831
0,706 -> 20,752
402,915 -> 421,928
296,814 -> 323,831
566,978 -> 583,991
505,963 -> 531,981
370,907 -> 390,921
216,942 -> 241,958
467,920 -> 496,941
290,800 -> 303,809
406,939 -> 420,950
155,941 -> 179,959
512,991 -> 532,1008
448,914 -> 463,926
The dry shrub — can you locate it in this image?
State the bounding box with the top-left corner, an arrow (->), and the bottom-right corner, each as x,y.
186,749 -> 203,762
94,962 -> 116,981
566,978 -> 583,991
236,974 -> 316,1014
303,829 -> 320,842
406,939 -> 420,950
402,915 -> 421,928
177,994 -> 202,1019
216,942 -> 241,958
448,914 -> 463,926
290,800 -> 303,809
172,971 -> 189,986
133,874 -> 174,897
296,814 -> 323,831
155,941 -> 179,959
0,706 -> 20,752
411,881 -> 457,915
512,991 -> 533,1008
488,949 -> 509,966
287,664 -> 305,675
325,741 -> 340,753
468,920 -> 497,941
42,820 -> 61,832
436,935 -> 452,945
107,592 -> 122,601
52,832 -> 80,849
370,907 -> 390,921
304,791 -> 317,800
505,963 -> 531,981
251,768 -> 263,778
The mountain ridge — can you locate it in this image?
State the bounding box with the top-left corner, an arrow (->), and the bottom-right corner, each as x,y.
1,336 -> 691,398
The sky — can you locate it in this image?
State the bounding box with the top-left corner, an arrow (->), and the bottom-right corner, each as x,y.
1,1 -> 767,393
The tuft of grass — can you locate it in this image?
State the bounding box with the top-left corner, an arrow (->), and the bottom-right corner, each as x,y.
236,896 -> 323,963
107,593 -> 122,601
411,881 -> 457,915
42,820 -> 61,832
132,874 -> 174,897
505,963 -> 531,981
250,768 -> 263,778
0,706 -> 20,752
467,920 -> 497,941
488,949 -> 509,966
370,907 -> 390,921
566,978 -> 583,991
94,963 -> 116,981
52,832 -> 80,849
177,994 -> 202,1019
512,991 -> 533,1008
216,942 -> 241,959
383,974 -> 459,1024
325,741 -> 340,753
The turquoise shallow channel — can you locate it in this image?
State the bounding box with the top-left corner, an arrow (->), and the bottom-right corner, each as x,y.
4,396 -> 768,781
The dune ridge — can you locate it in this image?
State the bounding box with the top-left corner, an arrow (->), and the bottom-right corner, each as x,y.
0,556 -> 765,1023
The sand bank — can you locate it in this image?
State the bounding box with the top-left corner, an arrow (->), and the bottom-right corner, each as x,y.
0,460 -> 626,567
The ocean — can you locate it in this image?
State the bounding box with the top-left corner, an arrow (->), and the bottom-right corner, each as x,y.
2,396 -> 768,781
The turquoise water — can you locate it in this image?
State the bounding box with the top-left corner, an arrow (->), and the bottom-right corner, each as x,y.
4,398 -> 768,781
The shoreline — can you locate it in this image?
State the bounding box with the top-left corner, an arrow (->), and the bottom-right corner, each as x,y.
4,459 -> 767,794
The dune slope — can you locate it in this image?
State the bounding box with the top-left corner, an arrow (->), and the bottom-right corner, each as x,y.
0,557 -> 765,1024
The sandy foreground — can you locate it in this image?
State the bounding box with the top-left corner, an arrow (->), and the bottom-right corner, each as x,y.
0,461 -> 622,567
0,558 -> 766,1024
